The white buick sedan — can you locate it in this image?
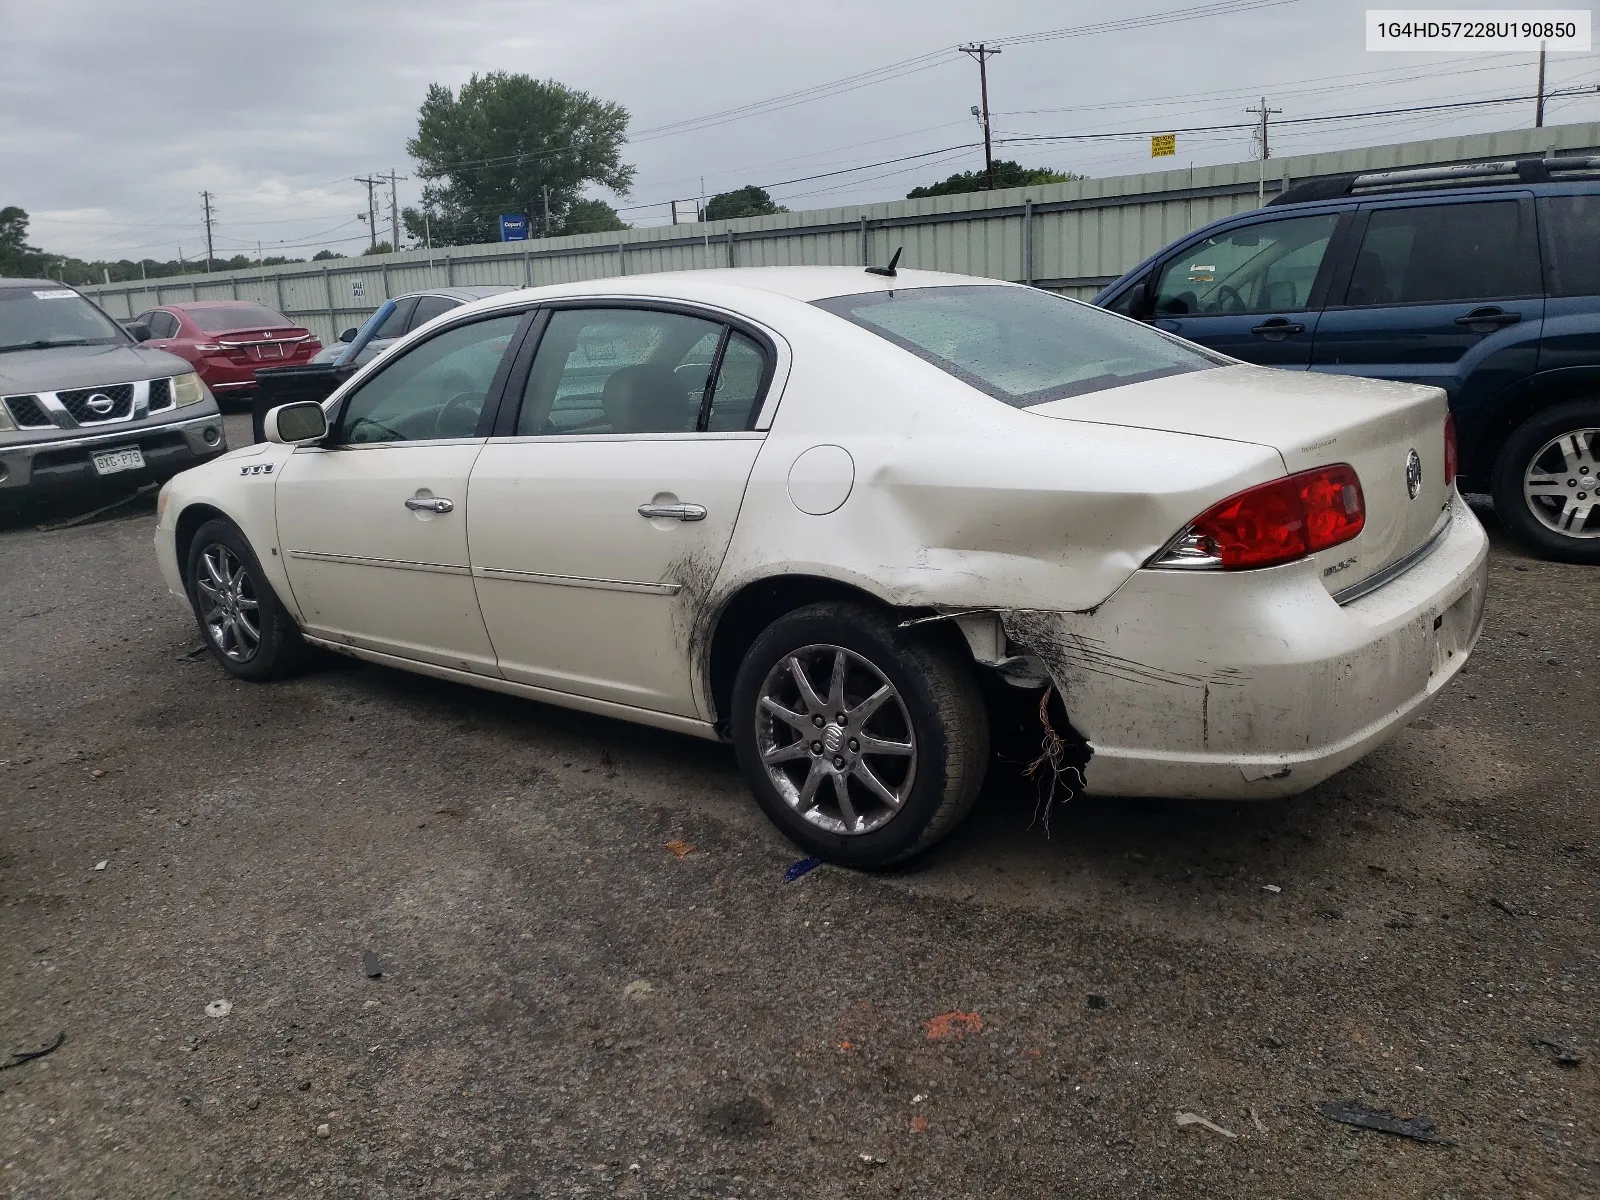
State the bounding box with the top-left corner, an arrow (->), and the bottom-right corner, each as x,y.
154,266 -> 1488,867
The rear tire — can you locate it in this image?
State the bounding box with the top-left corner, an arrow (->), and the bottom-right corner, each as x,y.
185,517 -> 310,681
731,602 -> 989,869
1491,400 -> 1600,563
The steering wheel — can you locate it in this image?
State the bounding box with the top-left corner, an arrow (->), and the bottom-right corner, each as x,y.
433,391 -> 485,439
1210,284 -> 1246,313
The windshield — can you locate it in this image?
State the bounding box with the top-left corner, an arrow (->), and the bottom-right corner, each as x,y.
187,304 -> 296,332
0,286 -> 127,352
814,284 -> 1222,406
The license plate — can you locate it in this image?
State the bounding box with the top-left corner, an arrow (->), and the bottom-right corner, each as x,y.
91,446 -> 144,476
255,342 -> 284,359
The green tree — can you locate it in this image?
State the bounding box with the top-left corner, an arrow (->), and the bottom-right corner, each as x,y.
401,72 -> 634,247
1,206 -> 44,276
561,198 -> 628,234
363,241 -> 394,256
907,161 -> 1084,198
312,249 -> 346,261
703,185 -> 788,221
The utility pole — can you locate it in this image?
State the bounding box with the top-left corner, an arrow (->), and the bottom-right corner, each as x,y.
373,169 -> 406,251
200,191 -> 215,272
1536,43 -> 1547,127
355,175 -> 379,252
958,43 -> 1001,188
542,184 -> 551,236
1246,97 -> 1282,203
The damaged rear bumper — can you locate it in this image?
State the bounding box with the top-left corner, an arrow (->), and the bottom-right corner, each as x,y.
1001,492 -> 1488,800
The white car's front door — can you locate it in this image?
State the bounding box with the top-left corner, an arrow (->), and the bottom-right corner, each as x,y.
467,307 -> 773,718
275,311 -> 526,672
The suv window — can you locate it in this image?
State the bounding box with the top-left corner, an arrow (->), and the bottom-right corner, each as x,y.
815,284 -> 1222,407
516,308 -> 735,436
1153,214 -> 1340,316
1540,195 -> 1600,297
338,313 -> 521,444
409,295 -> 458,330
1342,200 -> 1539,306
0,286 -> 126,351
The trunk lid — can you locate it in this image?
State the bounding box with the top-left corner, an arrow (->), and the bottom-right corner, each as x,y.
209,325 -> 316,362
1030,364 -> 1452,594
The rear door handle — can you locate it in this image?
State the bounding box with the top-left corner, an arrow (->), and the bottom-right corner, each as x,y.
405,496 -> 454,513
638,503 -> 707,522
1250,318 -> 1306,340
1455,307 -> 1521,329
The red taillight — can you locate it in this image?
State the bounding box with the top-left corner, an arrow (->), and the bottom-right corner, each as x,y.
1444,413 -> 1459,484
1157,465 -> 1366,570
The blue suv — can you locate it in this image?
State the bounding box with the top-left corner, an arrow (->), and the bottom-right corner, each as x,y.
1095,156 -> 1600,563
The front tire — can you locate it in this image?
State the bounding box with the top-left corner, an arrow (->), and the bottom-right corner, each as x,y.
731,602 -> 989,869
1491,400 -> 1600,563
185,518 -> 310,680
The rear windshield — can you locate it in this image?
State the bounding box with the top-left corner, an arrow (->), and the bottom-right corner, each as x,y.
187,304 -> 295,332
814,284 -> 1222,406
0,286 -> 126,352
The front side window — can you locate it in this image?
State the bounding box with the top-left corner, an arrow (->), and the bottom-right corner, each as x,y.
515,308 -> 761,436
409,295 -> 458,330
337,313 -> 521,444
815,284 -> 1222,408
1342,200 -> 1539,307
1540,195 -> 1600,297
1153,214 -> 1340,316
0,286 -> 126,352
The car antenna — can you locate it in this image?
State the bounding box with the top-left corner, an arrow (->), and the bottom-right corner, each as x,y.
865,247 -> 902,278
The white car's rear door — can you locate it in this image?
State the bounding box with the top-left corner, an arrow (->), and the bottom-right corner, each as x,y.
467,305 -> 772,718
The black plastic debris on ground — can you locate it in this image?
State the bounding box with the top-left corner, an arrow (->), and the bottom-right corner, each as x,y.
1531,1036 -> 1583,1067
1087,994 -> 1107,1010
362,951 -> 383,978
1316,1100 -> 1456,1145
1,1031 -> 65,1071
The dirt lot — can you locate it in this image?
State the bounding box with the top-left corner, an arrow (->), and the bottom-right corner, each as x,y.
2,421 -> 1595,1198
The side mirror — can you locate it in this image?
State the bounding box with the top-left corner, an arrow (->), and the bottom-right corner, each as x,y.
338,327 -> 358,343
264,401 -> 329,445
1130,277 -> 1155,319
125,320 -> 152,342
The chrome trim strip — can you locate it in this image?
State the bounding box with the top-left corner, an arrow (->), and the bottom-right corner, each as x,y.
1333,509 -> 1453,605
0,410 -> 218,454
285,550 -> 470,577
472,565 -> 682,595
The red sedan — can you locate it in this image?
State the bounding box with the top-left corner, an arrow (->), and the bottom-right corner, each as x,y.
130,301 -> 321,400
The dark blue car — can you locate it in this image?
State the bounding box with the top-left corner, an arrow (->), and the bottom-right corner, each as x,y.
1095,156 -> 1600,563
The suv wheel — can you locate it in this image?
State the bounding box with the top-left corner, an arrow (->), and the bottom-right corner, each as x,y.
1492,401 -> 1600,563
730,602 -> 989,869
185,517 -> 310,680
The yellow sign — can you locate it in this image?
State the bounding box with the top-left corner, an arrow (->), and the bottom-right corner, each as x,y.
1151,133 -> 1176,158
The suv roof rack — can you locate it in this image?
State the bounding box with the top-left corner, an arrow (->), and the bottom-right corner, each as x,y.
1268,153 -> 1600,206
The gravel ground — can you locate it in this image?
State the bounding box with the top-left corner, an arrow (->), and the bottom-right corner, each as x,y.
1,421 -> 1595,1198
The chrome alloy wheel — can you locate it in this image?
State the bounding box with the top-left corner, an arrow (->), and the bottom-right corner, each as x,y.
195,543 -> 261,662
755,644 -> 917,835
1523,427 -> 1600,538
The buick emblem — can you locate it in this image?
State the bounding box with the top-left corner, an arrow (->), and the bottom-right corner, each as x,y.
1405,448 -> 1423,499
86,392 -> 115,415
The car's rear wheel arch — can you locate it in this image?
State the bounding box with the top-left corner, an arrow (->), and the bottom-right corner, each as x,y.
1463,371 -> 1600,489
705,574 -> 969,732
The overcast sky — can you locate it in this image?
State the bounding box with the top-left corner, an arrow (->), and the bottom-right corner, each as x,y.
3,0 -> 1597,263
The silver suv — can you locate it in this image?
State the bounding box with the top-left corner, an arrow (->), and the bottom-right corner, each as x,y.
1,279 -> 226,512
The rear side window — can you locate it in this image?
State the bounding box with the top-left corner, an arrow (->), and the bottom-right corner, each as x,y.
1342,200 -> 1539,307
1540,195 -> 1600,297
814,284 -> 1222,407
148,311 -> 180,339
372,297 -> 417,340
187,304 -> 294,331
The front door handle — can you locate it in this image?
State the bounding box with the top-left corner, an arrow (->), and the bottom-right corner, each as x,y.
1250,318 -> 1306,340
1455,306 -> 1521,331
638,503 -> 707,522
405,496 -> 454,513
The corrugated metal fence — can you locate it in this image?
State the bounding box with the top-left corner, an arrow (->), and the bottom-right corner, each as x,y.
84,122 -> 1600,345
